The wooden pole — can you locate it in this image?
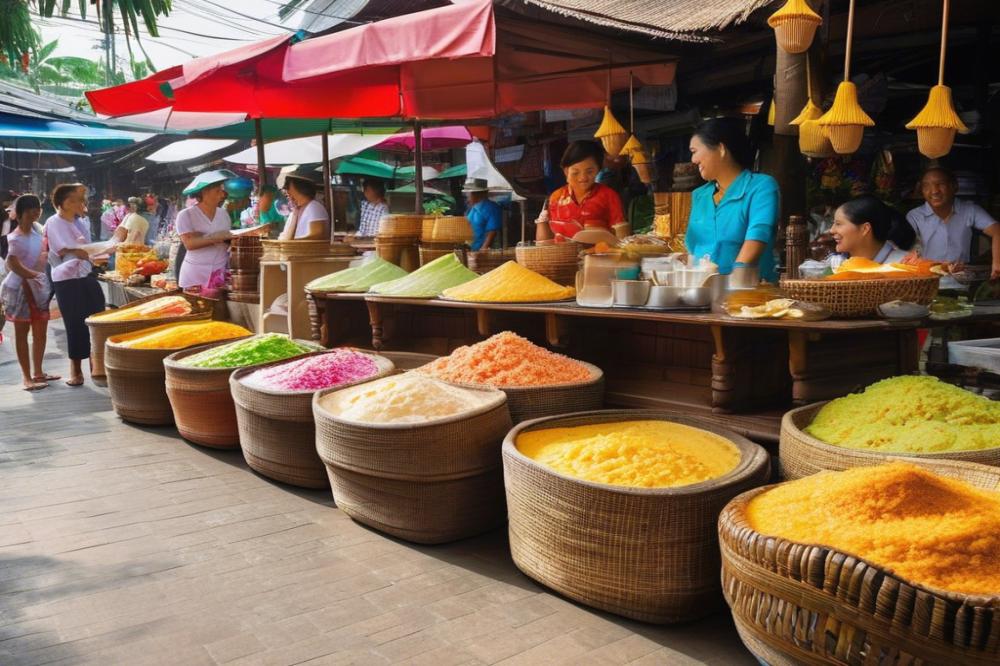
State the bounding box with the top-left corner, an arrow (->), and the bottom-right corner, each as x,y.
938,0 -> 950,85
254,119 -> 267,189
321,132 -> 333,239
844,0 -> 856,81
413,121 -> 424,214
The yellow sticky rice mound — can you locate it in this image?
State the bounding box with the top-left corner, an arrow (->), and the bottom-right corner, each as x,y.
746,463 -> 1000,596
805,375 -> 1000,453
515,420 -> 740,488
441,261 -> 575,302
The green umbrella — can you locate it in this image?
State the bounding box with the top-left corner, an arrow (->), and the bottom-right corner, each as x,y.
435,164 -> 468,179
335,157 -> 398,179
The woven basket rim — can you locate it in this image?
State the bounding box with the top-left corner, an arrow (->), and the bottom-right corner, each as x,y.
86,289 -> 213,324
420,360 -> 604,391
725,467 -> 1000,605
230,348 -> 395,397
313,380 -> 507,430
164,335 -> 316,374
503,408 -> 768,497
106,322 -> 246,350
780,275 -> 940,286
785,401 -> 1000,460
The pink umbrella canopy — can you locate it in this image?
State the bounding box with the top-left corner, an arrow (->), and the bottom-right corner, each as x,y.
376,126 -> 472,152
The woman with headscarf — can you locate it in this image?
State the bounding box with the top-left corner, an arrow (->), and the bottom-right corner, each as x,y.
175,170 -> 235,293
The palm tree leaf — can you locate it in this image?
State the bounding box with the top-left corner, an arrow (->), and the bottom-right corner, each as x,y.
37,39 -> 59,63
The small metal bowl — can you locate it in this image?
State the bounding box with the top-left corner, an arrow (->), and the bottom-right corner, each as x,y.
612,280 -> 651,306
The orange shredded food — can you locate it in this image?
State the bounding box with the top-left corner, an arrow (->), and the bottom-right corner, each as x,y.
746,463 -> 1000,596
417,332 -> 592,387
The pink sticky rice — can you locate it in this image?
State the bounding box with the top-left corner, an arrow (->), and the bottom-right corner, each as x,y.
242,349 -> 379,392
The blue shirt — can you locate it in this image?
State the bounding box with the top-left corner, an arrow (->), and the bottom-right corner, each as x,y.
467,199 -> 503,251
906,200 -> 997,264
686,170 -> 780,282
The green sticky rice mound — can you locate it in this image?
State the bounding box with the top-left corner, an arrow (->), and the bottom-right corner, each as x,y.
369,253 -> 477,297
180,333 -> 318,369
306,257 -> 408,293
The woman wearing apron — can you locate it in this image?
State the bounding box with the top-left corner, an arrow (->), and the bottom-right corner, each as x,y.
176,171 -> 235,293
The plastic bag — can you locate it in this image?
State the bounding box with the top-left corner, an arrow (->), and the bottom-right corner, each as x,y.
798,259 -> 830,280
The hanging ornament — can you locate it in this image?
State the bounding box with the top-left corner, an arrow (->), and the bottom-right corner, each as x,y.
619,135 -> 653,184
767,99 -> 776,126
817,0 -> 873,154
790,56 -> 834,158
768,0 -> 822,54
594,106 -> 628,157
905,0 -> 967,158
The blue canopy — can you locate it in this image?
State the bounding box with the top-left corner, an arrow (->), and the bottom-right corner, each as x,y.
0,113 -> 142,151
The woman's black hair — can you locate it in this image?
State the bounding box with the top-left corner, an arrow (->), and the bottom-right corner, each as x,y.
14,194 -> 41,218
287,176 -> 317,199
362,178 -> 385,197
838,195 -> 916,251
560,140 -> 605,169
692,118 -> 755,170
51,183 -> 83,209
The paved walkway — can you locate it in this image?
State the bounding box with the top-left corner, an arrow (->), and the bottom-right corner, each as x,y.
0,321 -> 754,665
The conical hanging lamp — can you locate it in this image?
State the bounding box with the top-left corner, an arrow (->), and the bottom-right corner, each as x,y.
768,0 -> 822,54
905,0 -> 967,158
816,0 -> 873,154
790,56 -> 834,158
616,73 -> 653,183
767,98 -> 776,126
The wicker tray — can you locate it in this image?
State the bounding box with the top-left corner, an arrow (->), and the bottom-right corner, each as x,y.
779,401 -> 1000,480
261,240 -> 355,262
719,458 -> 1000,666
230,351 -> 395,488
503,409 -> 770,623
163,337 -> 315,448
779,276 -> 940,318
313,385 -> 512,544
86,290 -> 215,379
515,243 -> 581,286
468,248 -> 515,275
421,216 -> 473,243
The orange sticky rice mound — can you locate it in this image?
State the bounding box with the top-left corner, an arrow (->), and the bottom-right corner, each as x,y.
417,332 -> 592,387
746,462 -> 1000,596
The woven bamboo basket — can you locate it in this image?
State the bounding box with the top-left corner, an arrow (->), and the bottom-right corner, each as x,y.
468,248 -> 515,275
228,270 -> 259,292
515,242 -> 581,286
229,237 -> 263,270
261,240 -> 355,262
915,127 -> 957,160
375,237 -> 419,272
825,124 -> 866,155
503,409 -> 771,623
313,385 -> 512,544
421,216 -> 473,243
230,351 -> 395,488
773,20 -> 821,55
418,243 -> 465,267
376,351 -> 439,371
163,337 -> 315,448
719,458 -> 1000,666
226,290 -> 260,304
779,401 -> 1000,480
105,329 -> 246,426
87,290 -> 214,378
377,214 -> 425,239
779,276 -> 939,318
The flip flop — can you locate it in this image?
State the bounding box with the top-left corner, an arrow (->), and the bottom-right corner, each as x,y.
23,382 -> 49,392
32,374 -> 61,382
66,377 -> 85,387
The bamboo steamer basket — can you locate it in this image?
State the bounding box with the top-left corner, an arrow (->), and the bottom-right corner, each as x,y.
421,215 -> 473,243
719,458 -> 1000,666
87,290 -> 214,378
468,248 -> 515,275
779,401 -> 1000,480
515,242 -> 581,286
503,410 -> 770,623
228,270 -> 259,292
230,351 -> 395,488
229,236 -> 263,270
779,276 -> 939,318
163,337 -> 315,448
105,327 -> 248,426
375,237 -> 419,272
377,214 -> 424,239
260,240 -> 355,261
313,384 -> 512,544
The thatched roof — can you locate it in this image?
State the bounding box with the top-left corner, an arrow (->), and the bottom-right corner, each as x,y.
508,0 -> 775,39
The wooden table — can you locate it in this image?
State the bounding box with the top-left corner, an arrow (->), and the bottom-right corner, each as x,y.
308,293 -> 931,443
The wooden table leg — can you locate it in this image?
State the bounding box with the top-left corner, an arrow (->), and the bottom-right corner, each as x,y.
710,325 -> 736,413
544,313 -> 569,348
366,300 -> 385,350
476,309 -> 493,338
307,293 -> 328,347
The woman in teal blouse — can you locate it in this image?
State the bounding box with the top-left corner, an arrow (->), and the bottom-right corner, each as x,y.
686,119 -> 780,282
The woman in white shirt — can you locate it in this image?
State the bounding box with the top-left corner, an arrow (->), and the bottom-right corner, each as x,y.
115,197 -> 150,246
279,174 -> 329,240
175,171 -> 234,292
45,183 -> 107,386
830,195 -> 916,265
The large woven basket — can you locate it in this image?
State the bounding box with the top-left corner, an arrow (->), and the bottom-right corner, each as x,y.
105,329 -> 244,425
719,458 -> 1000,666
421,216 -> 473,243
779,401 -> 1000,480
779,276 -> 939,318
377,214 -> 424,239
163,337 -> 315,448
86,290 -> 214,378
313,385 -> 512,544
468,248 -> 515,275
230,236 -> 263,271
261,240 -> 355,262
503,410 -> 770,623
373,351 -> 439,371
375,237 -> 419,272
228,270 -> 259,292
515,242 -> 581,286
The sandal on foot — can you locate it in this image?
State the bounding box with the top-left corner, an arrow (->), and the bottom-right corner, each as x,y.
66,377 -> 85,387
32,374 -> 61,382
23,382 -> 49,392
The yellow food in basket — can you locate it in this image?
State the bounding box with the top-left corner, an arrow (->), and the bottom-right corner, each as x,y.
516,420 -> 740,488
90,295 -> 193,322
805,376 -> 1000,453
746,463 -> 1000,595
114,322 -> 251,350
319,374 -> 500,424
441,261 -> 575,302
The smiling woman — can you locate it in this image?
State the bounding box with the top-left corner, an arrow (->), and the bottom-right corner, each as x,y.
539,140 -> 626,242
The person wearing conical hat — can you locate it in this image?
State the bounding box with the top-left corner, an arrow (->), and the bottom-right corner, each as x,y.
175,170 -> 237,292
462,177 -> 503,252
277,168 -> 329,241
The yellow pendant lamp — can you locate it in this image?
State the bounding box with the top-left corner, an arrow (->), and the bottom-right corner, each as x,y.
619,135 -> 653,184
790,56 -> 834,158
816,0 -> 873,154
768,0 -> 822,54
595,106 -> 628,157
767,99 -> 776,126
905,0 -> 967,158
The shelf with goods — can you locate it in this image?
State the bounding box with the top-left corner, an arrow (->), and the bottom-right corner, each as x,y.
258,257 -> 355,338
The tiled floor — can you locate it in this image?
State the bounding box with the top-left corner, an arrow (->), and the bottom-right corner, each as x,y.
0,321 -> 755,665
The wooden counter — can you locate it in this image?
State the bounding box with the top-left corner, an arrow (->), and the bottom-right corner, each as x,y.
307,293 -> 931,443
